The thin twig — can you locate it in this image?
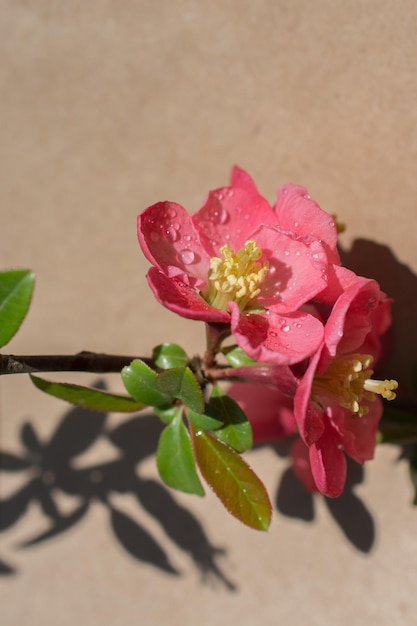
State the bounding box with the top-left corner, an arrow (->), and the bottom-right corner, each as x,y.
0,351 -> 154,376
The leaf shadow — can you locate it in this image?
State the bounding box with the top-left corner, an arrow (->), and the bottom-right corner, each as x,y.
0,385 -> 236,590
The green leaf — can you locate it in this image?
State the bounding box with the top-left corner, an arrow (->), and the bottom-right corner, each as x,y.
0,269 -> 35,348
157,367 -> 204,414
378,407 -> 417,444
152,343 -> 189,369
121,359 -> 172,407
30,375 -> 145,412
222,345 -> 255,368
187,405 -> 224,431
208,385 -> 253,452
192,429 -> 272,530
157,413 -> 204,496
154,405 -> 180,424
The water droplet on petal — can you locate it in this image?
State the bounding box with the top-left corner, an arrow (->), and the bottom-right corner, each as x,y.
178,249 -> 195,265
166,207 -> 177,219
280,324 -> 290,333
215,207 -> 229,224
284,250 -> 290,256
172,222 -> 180,231
294,221 -> 299,228
165,227 -> 180,242
183,234 -> 192,242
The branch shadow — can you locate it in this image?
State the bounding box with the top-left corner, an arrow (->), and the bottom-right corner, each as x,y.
0,384 -> 236,590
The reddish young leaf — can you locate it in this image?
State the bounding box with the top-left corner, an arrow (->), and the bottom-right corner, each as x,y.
191,428 -> 272,530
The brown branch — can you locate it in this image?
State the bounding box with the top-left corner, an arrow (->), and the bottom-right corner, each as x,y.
0,351 -> 154,376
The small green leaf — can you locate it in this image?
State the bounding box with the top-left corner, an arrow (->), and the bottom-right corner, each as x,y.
122,359 -> 172,407
157,367 -> 204,414
152,343 -> 189,369
154,405 -> 180,424
222,345 -> 256,368
187,405 -> 224,431
192,429 -> 272,530
157,413 -> 204,496
0,269 -> 35,348
208,385 -> 253,452
30,375 -> 145,412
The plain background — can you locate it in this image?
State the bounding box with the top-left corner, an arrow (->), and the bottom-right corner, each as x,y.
1,2 -> 417,624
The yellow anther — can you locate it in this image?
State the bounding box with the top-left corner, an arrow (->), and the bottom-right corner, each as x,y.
312,354 -> 398,417
204,240 -> 269,311
364,378 -> 398,401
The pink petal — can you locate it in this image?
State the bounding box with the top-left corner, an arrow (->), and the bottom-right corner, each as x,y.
330,399 -> 382,464
323,274 -> 382,363
147,267 -> 230,323
229,165 -> 259,195
309,425 -> 347,497
290,438 -> 319,493
274,184 -> 340,264
138,201 -> 210,282
228,383 -> 296,444
230,363 -> 298,397
193,186 -> 277,257
230,305 -> 324,366
293,348 -> 326,445
253,225 -> 329,312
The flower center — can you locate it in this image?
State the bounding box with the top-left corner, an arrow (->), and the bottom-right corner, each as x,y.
204,240 -> 269,311
312,354 -> 398,417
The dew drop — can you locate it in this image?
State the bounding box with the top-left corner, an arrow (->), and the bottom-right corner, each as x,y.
337,329 -> 343,337
294,221 -> 299,228
172,222 -> 181,231
178,249 -> 195,265
281,324 -> 290,333
183,234 -> 192,242
295,250 -> 300,256
284,250 -> 290,256
269,331 -> 277,338
150,231 -> 160,242
165,227 -> 180,242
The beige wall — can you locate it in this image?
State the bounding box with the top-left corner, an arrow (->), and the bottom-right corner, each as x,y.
1,2 -> 417,624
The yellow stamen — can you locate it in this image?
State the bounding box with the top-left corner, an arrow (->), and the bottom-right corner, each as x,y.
204,240 -> 269,311
312,354 -> 398,417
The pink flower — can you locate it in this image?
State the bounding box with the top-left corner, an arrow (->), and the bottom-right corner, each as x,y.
137,167 -> 338,364
227,382 -> 296,445
293,267 -> 397,497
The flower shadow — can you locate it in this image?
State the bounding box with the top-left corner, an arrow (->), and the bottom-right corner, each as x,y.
0,386 -> 236,590
339,237 -> 417,399
273,441 -> 375,553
